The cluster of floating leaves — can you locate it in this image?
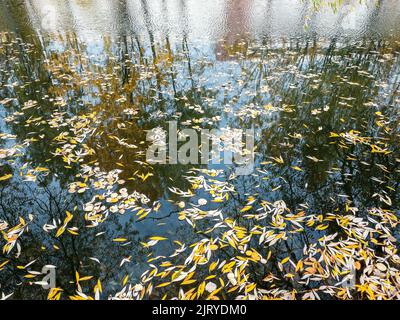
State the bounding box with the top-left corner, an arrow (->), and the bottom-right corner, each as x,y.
114,171 -> 400,300
0,29 -> 399,300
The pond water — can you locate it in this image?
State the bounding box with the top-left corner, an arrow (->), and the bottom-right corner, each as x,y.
0,0 -> 399,300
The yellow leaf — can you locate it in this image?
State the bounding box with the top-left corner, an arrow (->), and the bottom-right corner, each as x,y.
281,257 -> 290,264
245,283 -> 256,293
123,275 -> 129,286
316,224 -> 329,231
156,282 -> 171,288
181,279 -> 197,285
295,260 -> 303,272
149,236 -> 167,241
209,261 -> 217,272
240,206 -> 252,213
96,279 -> 102,293
0,260 -> 10,270
0,174 -> 12,181
291,166 -> 303,171
55,227 -> 66,238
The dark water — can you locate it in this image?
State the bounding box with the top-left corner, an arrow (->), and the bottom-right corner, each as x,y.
0,0 -> 399,299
